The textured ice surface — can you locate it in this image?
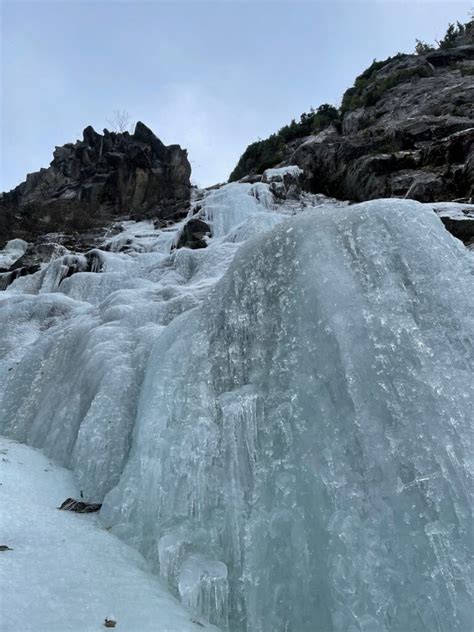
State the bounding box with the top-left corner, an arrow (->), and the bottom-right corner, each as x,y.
178,554 -> 229,628
0,238 -> 28,268
0,438 -> 218,632
1,183 -> 473,631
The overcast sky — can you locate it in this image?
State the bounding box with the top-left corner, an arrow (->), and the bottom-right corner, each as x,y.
1,0 -> 471,190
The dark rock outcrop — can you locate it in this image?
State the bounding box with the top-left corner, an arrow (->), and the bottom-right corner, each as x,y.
58,498 -> 102,513
9,242 -> 68,272
440,214 -> 474,245
176,218 -> 211,249
293,41 -> 474,203
433,204 -> 474,247
0,239 -> 105,290
231,29 -> 474,205
0,122 -> 192,246
0,265 -> 41,291
261,165 -> 304,199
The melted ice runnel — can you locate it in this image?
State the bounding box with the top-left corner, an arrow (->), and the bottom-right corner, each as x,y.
0,180 -> 473,631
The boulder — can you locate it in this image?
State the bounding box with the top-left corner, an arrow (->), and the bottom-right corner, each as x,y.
262,166 -> 303,198
10,242 -> 68,271
176,218 -> 211,250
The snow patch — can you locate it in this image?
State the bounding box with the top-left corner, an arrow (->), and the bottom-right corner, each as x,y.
262,165 -> 303,181
0,438 -> 219,631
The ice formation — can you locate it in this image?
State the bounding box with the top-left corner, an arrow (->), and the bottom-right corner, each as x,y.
0,238 -> 27,268
0,437 -> 218,632
262,165 -> 304,181
0,179 -> 473,631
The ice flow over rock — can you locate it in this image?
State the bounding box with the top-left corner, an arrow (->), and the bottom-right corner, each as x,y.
0,177 -> 473,631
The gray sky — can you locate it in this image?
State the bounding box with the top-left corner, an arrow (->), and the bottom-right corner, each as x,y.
1,0 -> 471,190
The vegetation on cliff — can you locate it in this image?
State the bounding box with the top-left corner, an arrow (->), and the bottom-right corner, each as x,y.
229,19 -> 473,182
228,104 -> 339,182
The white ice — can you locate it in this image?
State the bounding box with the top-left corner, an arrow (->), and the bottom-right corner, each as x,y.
0,238 -> 28,268
0,178 -> 473,631
0,437 -> 219,632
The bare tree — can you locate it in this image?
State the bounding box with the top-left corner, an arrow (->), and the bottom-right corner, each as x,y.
107,110 -> 134,133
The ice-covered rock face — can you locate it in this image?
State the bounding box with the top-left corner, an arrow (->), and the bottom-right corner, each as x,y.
0,181 -> 473,631
0,238 -> 28,269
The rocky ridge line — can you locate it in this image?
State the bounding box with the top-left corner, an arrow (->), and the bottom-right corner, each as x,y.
0,122 -> 191,246
230,27 -> 474,205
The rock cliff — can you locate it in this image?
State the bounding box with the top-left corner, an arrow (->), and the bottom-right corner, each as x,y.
230,24 -> 474,205
0,122 -> 191,246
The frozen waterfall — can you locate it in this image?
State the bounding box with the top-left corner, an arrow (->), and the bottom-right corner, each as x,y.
0,178 -> 472,631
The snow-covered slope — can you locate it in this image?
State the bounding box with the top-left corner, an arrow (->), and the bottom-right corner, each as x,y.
0,177 -> 473,631
0,438 -> 218,632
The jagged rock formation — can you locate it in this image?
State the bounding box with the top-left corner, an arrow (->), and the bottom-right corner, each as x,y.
0,122 -> 191,246
231,27 -> 474,205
